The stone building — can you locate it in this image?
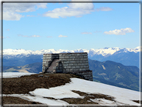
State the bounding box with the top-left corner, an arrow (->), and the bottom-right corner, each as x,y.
42,52 -> 93,81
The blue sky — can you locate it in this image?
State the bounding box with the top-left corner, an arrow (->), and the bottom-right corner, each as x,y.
3,2 -> 140,50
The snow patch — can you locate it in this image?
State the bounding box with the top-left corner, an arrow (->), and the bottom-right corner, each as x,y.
3,94 -> 69,106
29,78 -> 141,106
90,98 -> 118,105
102,65 -> 106,70
1,72 -> 35,78
2,72 -> 141,106
98,73 -> 106,76
29,87 -> 83,99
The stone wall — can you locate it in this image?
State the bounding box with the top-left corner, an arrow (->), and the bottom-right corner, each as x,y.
42,54 -> 59,72
42,52 -> 93,81
59,53 -> 89,72
70,70 -> 93,81
76,70 -> 93,81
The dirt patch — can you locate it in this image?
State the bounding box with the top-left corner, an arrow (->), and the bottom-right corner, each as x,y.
61,90 -> 115,104
3,73 -> 81,94
72,90 -> 115,101
61,98 -> 98,104
3,96 -> 42,104
132,100 -> 142,104
117,106 -> 138,107
43,97 -> 57,100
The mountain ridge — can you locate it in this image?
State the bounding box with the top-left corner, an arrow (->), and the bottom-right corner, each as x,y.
3,46 -> 140,56
88,59 -> 139,91
3,47 -> 140,67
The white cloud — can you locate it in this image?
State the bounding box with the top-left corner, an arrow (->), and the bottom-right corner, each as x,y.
37,3 -> 47,9
3,3 -> 37,13
44,7 -> 93,18
43,1 -> 112,18
104,28 -> 134,35
81,32 -> 92,34
2,2 -> 112,20
43,3 -> 94,18
3,11 -> 23,21
31,35 -> 40,37
18,34 -> 40,38
68,3 -> 94,10
3,3 -> 48,20
96,7 -> 113,11
58,35 -> 67,38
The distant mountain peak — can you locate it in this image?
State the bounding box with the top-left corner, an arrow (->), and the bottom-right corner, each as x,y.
3,46 -> 140,57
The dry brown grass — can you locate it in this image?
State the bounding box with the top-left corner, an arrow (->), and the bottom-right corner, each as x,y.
3,73 -> 84,104
72,90 -> 115,101
132,100 -> 142,104
2,73 -> 81,94
60,90 -> 115,104
3,96 -> 42,104
2,73 -> 126,106
61,98 -> 99,104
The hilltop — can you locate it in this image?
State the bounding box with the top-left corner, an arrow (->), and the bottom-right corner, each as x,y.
3,59 -> 140,91
2,72 -> 141,106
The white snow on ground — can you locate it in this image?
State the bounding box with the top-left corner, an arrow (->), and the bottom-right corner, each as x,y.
30,87 -> 83,99
1,72 -> 35,78
3,94 -> 69,106
30,78 -> 141,106
2,72 -> 141,106
90,98 -> 125,106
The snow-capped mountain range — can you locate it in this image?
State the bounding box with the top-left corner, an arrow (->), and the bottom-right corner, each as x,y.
3,46 -> 140,68
3,46 -> 140,57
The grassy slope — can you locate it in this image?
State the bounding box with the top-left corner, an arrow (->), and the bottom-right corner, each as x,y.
89,59 -> 139,91
3,73 -> 82,94
3,73 -> 120,105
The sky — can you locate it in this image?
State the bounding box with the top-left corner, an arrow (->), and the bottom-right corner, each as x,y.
3,1 -> 140,50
